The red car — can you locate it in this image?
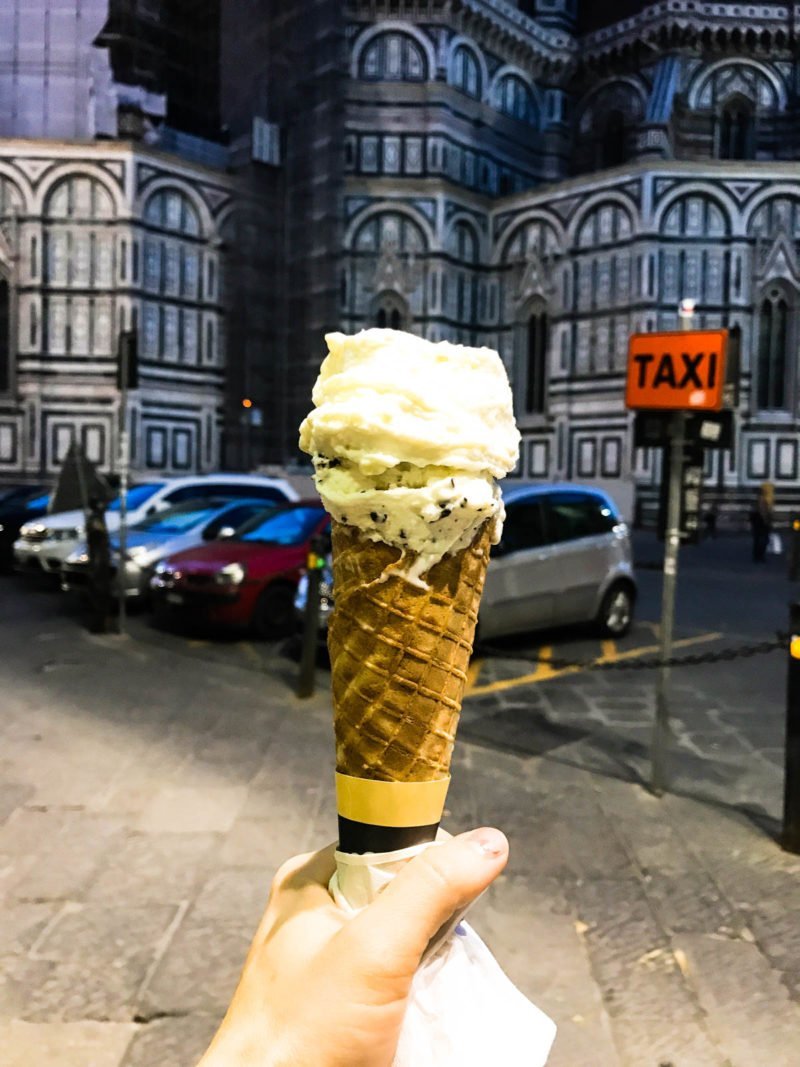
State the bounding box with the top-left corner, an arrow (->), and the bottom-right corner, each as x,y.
150,502 -> 330,637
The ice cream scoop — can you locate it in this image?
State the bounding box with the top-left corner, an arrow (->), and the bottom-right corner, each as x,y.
299,328 -> 520,580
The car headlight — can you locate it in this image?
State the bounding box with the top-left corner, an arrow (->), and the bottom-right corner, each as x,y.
215,562 -> 246,585
0,524 -> 4,533
20,522 -> 46,537
154,560 -> 171,575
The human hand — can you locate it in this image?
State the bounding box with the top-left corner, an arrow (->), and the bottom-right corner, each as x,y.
198,827 -> 509,1067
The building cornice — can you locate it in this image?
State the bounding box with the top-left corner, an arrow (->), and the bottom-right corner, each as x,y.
346,0 -> 577,76
580,2 -> 798,63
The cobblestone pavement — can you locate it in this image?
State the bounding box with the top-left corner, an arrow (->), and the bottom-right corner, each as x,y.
1,567 -> 799,1067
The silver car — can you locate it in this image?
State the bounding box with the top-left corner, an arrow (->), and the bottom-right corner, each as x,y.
295,484 -> 636,640
479,484 -> 635,640
61,498 -> 275,600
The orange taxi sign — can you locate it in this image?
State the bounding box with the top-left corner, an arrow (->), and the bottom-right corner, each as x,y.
626,330 -> 728,411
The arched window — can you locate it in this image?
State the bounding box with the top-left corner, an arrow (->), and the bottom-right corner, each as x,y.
526,309 -> 548,415
601,110 -> 627,168
141,189 -> 205,365
757,286 -> 792,410
359,33 -> 427,82
495,75 -> 538,126
144,189 -> 201,235
43,175 -> 117,360
718,99 -> 755,160
0,277 -> 9,393
374,293 -> 407,330
451,45 -> 481,99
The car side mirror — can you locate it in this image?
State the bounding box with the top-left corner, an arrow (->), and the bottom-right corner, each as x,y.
216,526 -> 236,540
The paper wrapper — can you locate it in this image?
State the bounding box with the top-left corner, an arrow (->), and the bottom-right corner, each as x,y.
330,839 -> 557,1067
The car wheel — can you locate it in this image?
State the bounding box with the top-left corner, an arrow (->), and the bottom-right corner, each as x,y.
253,582 -> 297,639
597,582 -> 634,638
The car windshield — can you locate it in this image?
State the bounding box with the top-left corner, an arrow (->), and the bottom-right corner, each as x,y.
108,483 -> 165,512
134,500 -> 221,534
25,492 -> 50,511
237,507 -> 324,545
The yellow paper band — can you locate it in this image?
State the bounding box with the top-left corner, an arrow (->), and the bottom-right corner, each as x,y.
335,772 -> 450,828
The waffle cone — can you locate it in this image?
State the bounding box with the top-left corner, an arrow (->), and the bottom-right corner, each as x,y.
328,520 -> 492,784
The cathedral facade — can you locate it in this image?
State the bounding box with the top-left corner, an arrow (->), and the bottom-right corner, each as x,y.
339,1 -> 800,517
0,1 -> 232,481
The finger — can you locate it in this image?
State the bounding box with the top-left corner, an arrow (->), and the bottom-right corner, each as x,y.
272,843 -> 338,898
254,843 -> 339,946
341,827 -> 508,971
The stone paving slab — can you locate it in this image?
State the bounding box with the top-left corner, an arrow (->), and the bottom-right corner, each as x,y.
0,1020 -> 136,1067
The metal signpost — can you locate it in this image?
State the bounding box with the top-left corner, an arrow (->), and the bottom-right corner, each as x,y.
116,329 -> 138,635
625,303 -> 729,795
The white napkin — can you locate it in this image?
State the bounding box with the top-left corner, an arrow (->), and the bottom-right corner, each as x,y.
330,841 -> 557,1067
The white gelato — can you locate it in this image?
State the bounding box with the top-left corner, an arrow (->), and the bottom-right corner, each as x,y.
299,329 -> 520,579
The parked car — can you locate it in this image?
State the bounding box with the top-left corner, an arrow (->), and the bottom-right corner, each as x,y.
0,483 -> 46,506
61,498 -> 277,601
294,484 -> 636,640
14,473 -> 298,577
0,489 -> 51,571
150,501 -> 330,637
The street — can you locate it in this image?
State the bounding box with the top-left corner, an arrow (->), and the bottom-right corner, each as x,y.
1,535 -> 799,1066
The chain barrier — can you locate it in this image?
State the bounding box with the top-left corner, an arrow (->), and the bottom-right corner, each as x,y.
477,633 -> 787,674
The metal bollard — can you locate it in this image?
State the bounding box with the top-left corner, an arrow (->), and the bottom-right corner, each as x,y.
789,516 -> 800,582
783,602 -> 800,853
296,547 -> 324,699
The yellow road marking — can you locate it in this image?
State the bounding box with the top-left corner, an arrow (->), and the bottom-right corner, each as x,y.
241,642 -> 265,669
465,658 -> 484,694
466,632 -> 723,698
601,639 -> 617,662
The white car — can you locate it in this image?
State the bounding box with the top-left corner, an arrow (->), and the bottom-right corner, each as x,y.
14,474 -> 298,576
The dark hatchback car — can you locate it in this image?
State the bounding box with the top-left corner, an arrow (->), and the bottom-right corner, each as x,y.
150,502 -> 330,637
0,488 -> 50,571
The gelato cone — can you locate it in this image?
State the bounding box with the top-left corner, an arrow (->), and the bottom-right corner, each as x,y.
329,518 -> 492,784
300,328 -> 519,850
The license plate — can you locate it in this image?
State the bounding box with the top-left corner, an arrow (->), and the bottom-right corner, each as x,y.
166,593 -> 183,605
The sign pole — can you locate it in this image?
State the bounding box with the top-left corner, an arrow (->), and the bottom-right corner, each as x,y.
651,300 -> 694,795
117,340 -> 129,637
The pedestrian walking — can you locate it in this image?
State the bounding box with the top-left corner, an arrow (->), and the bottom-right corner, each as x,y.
749,482 -> 773,563
85,494 -> 117,633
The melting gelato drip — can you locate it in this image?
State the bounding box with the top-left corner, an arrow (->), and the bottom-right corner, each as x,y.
299,329 -> 520,580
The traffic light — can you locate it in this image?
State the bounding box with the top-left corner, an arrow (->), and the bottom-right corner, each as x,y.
117,329 -> 139,391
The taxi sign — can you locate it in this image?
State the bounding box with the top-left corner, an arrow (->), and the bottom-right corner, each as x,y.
626,329 -> 728,411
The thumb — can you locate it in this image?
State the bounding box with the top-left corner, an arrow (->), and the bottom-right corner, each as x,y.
343,828 -> 508,972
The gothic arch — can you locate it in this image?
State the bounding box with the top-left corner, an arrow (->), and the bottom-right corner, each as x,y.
34,163 -> 126,217
0,166 -> 32,216
136,176 -> 215,238
446,35 -> 489,101
687,58 -> 787,111
567,191 -> 638,244
493,210 -> 565,265
489,64 -> 544,122
444,214 -> 485,261
370,289 -> 411,330
575,76 -> 647,135
344,201 -> 435,252
744,187 -> 800,236
350,21 -> 437,82
652,184 -> 739,236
